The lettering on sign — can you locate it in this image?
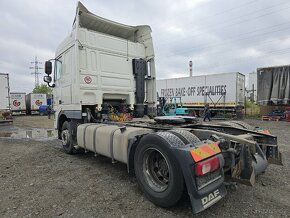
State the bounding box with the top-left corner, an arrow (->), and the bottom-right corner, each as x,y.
12,94 -> 23,98
160,85 -> 227,97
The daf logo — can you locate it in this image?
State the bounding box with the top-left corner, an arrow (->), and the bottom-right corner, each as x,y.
201,189 -> 220,208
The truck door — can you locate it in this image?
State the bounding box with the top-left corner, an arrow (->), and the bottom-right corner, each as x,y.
54,56 -> 63,106
61,49 -> 73,105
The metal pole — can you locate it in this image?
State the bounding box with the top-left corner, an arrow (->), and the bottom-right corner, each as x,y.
30,56 -> 43,87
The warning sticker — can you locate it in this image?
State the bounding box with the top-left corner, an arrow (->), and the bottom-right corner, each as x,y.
190,143 -> 221,162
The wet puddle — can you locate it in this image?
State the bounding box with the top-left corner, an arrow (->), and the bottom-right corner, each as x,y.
0,128 -> 57,140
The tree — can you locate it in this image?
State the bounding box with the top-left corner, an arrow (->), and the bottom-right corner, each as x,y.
33,84 -> 52,94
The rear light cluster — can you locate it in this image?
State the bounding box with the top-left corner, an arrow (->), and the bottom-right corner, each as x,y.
195,156 -> 220,176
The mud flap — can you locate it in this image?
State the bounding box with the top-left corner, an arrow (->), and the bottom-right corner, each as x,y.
189,185 -> 227,213
268,152 -> 283,165
232,159 -> 255,186
266,144 -> 283,165
170,147 -> 226,214
232,145 -> 256,186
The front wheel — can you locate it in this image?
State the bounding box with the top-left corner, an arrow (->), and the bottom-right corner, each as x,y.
61,121 -> 75,154
134,133 -> 185,208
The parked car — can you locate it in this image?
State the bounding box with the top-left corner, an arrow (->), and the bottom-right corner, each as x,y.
39,105 -> 50,116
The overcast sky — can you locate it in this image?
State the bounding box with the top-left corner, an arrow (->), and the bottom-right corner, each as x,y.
1,0 -> 290,93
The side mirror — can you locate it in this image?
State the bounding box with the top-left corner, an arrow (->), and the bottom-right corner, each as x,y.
45,61 -> 52,75
44,75 -> 52,83
44,75 -> 55,87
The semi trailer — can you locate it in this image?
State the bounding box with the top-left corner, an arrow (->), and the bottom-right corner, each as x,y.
10,92 -> 26,115
25,93 -> 47,115
0,73 -> 11,112
43,2 -> 282,214
0,73 -> 11,121
157,72 -> 245,117
257,65 -> 290,105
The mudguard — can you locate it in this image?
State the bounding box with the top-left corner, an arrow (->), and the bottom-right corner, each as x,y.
169,141 -> 227,213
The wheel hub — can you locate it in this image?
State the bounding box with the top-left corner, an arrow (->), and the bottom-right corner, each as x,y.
61,129 -> 69,147
143,148 -> 170,192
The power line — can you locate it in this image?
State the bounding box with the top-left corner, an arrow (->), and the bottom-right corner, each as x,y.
159,1 -> 290,46
169,39 -> 278,62
192,36 -> 288,58
30,56 -> 43,87
157,1 -> 290,76
212,2 -> 290,31
211,1 -> 290,28
159,0 -> 257,38
158,0 -> 259,44
159,48 -> 290,77
195,47 -> 290,71
173,0 -> 257,20
170,23 -> 290,56
158,22 -> 290,58
196,0 -> 258,21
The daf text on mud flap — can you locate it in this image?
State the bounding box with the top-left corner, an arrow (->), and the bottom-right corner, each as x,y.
201,189 -> 222,209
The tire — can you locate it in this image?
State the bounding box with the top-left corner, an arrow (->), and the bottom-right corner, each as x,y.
218,121 -> 255,130
229,121 -> 255,131
61,121 -> 75,154
218,121 -> 241,129
169,129 -> 200,145
134,132 -> 185,208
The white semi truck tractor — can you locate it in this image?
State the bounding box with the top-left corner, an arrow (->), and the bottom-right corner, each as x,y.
43,2 -> 282,214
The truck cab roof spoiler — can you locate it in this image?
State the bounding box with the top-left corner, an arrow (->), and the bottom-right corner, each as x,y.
75,1 -> 151,42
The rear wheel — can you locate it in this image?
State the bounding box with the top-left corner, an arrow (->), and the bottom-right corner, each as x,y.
134,133 -> 185,208
61,121 -> 75,154
169,129 -> 200,145
218,121 -> 255,130
218,121 -> 241,129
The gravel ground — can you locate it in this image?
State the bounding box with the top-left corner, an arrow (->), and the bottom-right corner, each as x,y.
0,116 -> 289,217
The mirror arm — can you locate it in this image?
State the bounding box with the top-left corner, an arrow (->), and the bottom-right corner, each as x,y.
47,58 -> 62,64
47,83 -> 55,88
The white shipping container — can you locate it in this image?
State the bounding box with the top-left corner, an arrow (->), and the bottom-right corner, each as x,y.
26,93 -> 47,114
10,92 -> 26,113
0,73 -> 10,111
157,72 -> 245,108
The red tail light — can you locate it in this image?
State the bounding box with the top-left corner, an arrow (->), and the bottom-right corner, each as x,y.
195,156 -> 220,176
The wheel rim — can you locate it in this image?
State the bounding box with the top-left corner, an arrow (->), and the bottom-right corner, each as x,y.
143,148 -> 170,192
61,129 -> 69,147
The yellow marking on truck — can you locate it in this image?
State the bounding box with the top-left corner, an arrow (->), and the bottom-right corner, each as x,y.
190,149 -> 205,162
208,143 -> 221,153
190,143 -> 221,162
259,129 -> 270,135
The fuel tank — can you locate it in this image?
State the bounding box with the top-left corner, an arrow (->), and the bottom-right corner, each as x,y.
77,123 -> 154,163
